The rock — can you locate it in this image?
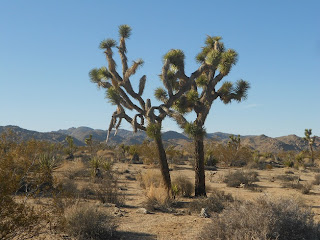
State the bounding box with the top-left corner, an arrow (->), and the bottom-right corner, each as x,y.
200,208 -> 210,218
136,208 -> 149,214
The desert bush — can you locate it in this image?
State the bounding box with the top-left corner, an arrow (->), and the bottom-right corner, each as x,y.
0,131 -> 49,239
64,204 -> 117,240
95,177 -> 125,206
189,189 -> 233,214
172,176 -> 193,197
137,170 -> 163,189
281,181 -> 312,194
144,185 -> 173,212
199,197 -> 319,240
223,170 -> 259,188
276,174 -> 299,182
208,143 -> 252,167
313,174 -> 320,185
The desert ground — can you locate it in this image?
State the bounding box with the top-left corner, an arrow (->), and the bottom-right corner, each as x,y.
18,152 -> 319,240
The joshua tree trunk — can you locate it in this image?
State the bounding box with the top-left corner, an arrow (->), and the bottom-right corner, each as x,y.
154,134 -> 172,191
194,136 -> 206,196
309,144 -> 314,164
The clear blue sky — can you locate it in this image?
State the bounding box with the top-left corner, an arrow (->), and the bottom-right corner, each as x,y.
0,0 -> 319,137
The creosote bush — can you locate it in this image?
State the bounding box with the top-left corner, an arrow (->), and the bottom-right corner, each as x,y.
223,170 -> 259,188
189,189 -> 233,214
64,204 -> 117,240
171,176 -> 193,197
199,197 -> 320,240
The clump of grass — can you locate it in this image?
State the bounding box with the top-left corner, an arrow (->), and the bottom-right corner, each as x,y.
199,197 -> 320,240
189,189 -> 233,214
144,185 -> 173,212
223,170 -> 259,188
137,170 -> 162,189
64,204 -> 117,240
172,176 -> 193,197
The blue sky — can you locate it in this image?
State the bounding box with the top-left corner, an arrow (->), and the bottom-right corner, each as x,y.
0,0 -> 319,137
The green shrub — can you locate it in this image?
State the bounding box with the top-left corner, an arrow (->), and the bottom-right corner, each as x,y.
199,197 -> 320,240
172,176 -> 193,197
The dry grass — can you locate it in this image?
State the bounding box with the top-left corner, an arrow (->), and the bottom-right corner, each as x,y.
144,185 -> 172,212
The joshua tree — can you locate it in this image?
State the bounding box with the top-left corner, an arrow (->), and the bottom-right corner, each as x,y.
162,36 -> 250,196
85,134 -> 93,155
228,134 -> 241,151
89,25 -> 207,192
303,129 -> 316,163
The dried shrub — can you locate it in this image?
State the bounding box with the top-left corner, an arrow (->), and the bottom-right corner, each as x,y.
95,177 -> 125,206
64,204 -> 117,240
199,197 -> 320,240
137,170 -> 162,189
223,170 -> 259,188
276,174 -> 299,182
172,176 -> 193,197
313,174 -> 320,185
144,185 -> 172,212
189,189 -> 233,214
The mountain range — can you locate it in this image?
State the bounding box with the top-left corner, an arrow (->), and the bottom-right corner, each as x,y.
0,125 -> 319,153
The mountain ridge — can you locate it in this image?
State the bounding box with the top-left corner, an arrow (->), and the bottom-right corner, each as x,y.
0,125 -> 319,153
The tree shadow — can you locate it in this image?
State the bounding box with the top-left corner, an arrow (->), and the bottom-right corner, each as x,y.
117,231 -> 157,240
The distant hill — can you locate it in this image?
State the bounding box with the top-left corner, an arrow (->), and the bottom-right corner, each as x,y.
0,125 -> 319,153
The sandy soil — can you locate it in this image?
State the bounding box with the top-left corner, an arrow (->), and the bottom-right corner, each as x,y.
15,159 -> 320,239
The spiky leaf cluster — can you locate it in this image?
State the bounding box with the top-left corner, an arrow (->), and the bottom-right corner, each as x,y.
105,87 -> 121,105
146,123 -> 162,139
118,25 -> 132,39
154,87 -> 168,102
218,49 -> 238,76
219,80 -> 250,104
195,74 -> 208,87
99,39 -> 117,49
172,94 -> 195,114
205,49 -> 222,67
164,49 -> 185,70
184,122 -> 206,139
186,89 -> 199,103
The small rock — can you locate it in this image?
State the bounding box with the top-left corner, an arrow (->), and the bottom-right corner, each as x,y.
200,208 -> 210,218
136,208 -> 149,214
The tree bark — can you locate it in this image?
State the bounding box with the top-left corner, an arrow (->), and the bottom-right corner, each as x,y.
194,136 -> 206,196
154,135 -> 172,192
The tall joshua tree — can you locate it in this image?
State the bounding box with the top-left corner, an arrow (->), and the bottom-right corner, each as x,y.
162,36 -> 250,196
89,25 -> 207,192
304,129 -> 316,164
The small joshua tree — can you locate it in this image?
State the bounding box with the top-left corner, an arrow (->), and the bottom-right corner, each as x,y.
85,134 -> 93,155
304,129 -> 316,164
65,135 -> 75,159
228,134 -> 241,151
89,25 -> 206,192
162,36 -> 250,196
